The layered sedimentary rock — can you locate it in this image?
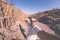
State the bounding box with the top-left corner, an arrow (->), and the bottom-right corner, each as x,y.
0,0 -> 30,40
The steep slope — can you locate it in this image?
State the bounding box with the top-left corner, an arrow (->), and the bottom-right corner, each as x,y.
0,0 -> 30,40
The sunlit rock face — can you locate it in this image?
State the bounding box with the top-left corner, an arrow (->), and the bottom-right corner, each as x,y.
0,0 -> 30,40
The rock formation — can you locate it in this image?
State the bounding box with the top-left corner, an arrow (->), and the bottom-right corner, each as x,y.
0,0 -> 30,40
0,0 -> 60,40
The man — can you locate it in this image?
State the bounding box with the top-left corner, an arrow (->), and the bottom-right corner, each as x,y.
25,17 -> 43,40
26,17 -> 60,40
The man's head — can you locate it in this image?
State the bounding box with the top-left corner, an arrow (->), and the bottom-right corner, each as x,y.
26,17 -> 36,23
31,18 -> 36,22
25,17 -> 37,28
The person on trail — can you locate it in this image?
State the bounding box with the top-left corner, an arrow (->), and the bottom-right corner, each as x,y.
25,17 -> 43,40
26,17 -> 60,40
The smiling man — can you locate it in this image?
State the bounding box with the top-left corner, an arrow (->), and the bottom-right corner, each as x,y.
25,17 -> 43,40
25,17 -> 60,40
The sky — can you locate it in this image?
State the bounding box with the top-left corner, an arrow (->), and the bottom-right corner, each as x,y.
8,0 -> 60,14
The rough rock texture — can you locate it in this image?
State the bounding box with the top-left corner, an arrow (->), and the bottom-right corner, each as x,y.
0,0 -> 30,40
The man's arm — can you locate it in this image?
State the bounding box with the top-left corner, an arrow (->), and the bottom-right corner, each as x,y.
33,25 -> 43,32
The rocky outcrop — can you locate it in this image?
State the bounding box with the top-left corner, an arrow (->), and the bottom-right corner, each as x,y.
0,0 -> 30,40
